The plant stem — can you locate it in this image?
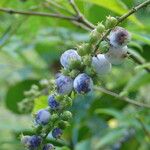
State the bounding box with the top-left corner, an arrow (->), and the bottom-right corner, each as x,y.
68,0 -> 95,30
0,7 -> 77,21
94,86 -> 150,108
94,0 -> 150,53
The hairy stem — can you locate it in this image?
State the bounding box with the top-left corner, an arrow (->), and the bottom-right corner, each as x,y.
94,86 -> 150,108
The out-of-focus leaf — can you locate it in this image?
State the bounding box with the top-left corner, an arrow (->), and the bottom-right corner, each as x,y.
135,63 -> 150,71
32,95 -> 48,114
132,33 -> 150,46
128,41 -> 143,52
95,108 -> 123,120
94,128 -> 126,149
128,48 -> 145,64
120,71 -> 150,96
20,49 -> 48,70
75,139 -> 91,150
0,106 -> 31,131
5,80 -> 38,114
88,0 -> 143,27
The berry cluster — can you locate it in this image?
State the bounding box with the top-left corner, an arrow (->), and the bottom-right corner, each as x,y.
21,16 -> 131,149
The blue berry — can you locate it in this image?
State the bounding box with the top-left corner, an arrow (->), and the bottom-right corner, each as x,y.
60,49 -> 81,69
109,26 -> 131,48
35,109 -> 51,125
56,74 -> 73,95
105,46 -> 128,65
21,135 -> 42,149
92,54 -> 111,75
52,128 -> 62,139
48,95 -> 60,110
73,73 -> 93,94
43,144 -> 55,150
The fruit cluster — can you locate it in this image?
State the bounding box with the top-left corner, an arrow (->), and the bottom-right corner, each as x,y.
21,16 -> 131,150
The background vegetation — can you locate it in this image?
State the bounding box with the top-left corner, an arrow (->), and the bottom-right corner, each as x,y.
0,0 -> 150,150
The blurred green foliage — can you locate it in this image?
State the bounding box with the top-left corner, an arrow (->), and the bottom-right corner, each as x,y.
0,0 -> 150,150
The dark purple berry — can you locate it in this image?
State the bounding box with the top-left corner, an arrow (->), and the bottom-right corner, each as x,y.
56,74 -> 73,95
48,95 -> 60,110
21,135 -> 42,149
52,128 -> 62,139
73,73 -> 93,94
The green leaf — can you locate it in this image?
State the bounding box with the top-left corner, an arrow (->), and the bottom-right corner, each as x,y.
32,95 -> 48,114
95,108 -> 123,120
5,80 -> 38,114
75,139 -> 91,150
94,128 -> 126,149
88,0 -> 143,27
121,71 -> 150,95
132,33 -> 150,46
135,63 -> 150,71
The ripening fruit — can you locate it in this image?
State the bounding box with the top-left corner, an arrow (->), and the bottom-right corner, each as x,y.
52,128 -> 63,139
60,49 -> 81,69
55,74 -> 73,94
48,95 -> 60,110
105,46 -> 128,65
73,73 -> 93,94
35,109 -> 51,125
92,54 -> 112,75
61,111 -> 72,121
21,135 -> 42,149
109,26 -> 131,48
43,144 -> 55,150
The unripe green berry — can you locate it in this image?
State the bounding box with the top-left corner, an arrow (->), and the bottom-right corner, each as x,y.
82,55 -> 92,66
99,41 -> 110,53
61,111 -> 72,121
77,43 -> 92,56
89,29 -> 100,44
55,95 -> 64,102
62,96 -> 73,108
58,120 -> 69,129
105,16 -> 117,29
96,23 -> 105,33
51,114 -> 59,122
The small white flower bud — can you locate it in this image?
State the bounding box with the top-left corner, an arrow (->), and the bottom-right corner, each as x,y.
105,46 -> 128,65
92,54 -> 112,75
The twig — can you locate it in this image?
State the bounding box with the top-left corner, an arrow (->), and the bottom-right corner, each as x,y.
94,86 -> 150,108
68,0 -> 95,30
0,7 -> 77,21
68,0 -> 80,16
45,0 -> 75,16
94,0 -> 150,53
